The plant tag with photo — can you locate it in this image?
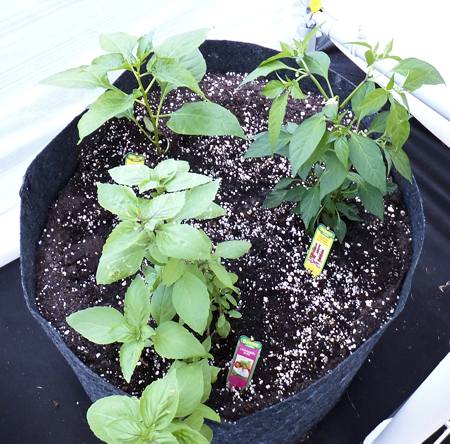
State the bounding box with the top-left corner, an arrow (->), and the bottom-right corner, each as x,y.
125,153 -> 145,165
304,224 -> 335,277
227,336 -> 262,389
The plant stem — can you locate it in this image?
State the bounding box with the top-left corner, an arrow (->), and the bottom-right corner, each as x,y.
339,75 -> 369,109
299,58 -> 329,100
130,115 -> 155,144
130,65 -> 161,155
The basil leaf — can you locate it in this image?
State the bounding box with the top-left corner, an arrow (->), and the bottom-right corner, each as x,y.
152,321 -> 206,359
97,183 -> 139,220
175,180 -> 220,221
172,272 -> 210,334
162,258 -> 186,286
123,276 -> 151,329
109,165 -> 151,187
155,224 -> 211,260
150,284 -> 176,325
139,191 -> 186,221
119,340 -> 148,383
165,172 -> 212,192
140,371 -> 178,429
87,395 -> 140,443
66,307 -> 125,344
96,221 -> 149,284
214,240 -> 251,259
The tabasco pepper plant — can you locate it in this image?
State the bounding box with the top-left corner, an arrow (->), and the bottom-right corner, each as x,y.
42,29 -> 245,155
242,28 -> 445,240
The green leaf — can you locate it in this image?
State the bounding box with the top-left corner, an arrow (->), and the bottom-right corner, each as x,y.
66,307 -> 125,345
289,115 -> 326,174
303,51 -> 330,78
261,80 -> 285,98
175,180 -> 220,221
354,88 -> 388,120
137,31 -> 154,59
216,317 -> 231,338
333,217 -> 347,242
152,58 -> 204,97
156,224 -> 211,260
96,221 -> 149,284
368,111 -> 389,135
177,48 -> 206,82
78,89 -> 135,141
196,202 -> 226,220
40,65 -> 110,89
109,164 -> 151,187
241,60 -> 290,86
390,147 -> 412,182
351,82 -> 375,113
99,32 -> 137,62
169,362 -> 204,417
214,240 -> 251,259
244,129 -> 291,158
155,29 -> 208,60
124,276 -> 151,329
348,133 -> 386,192
119,340 -> 147,383
140,371 -> 178,430
172,272 -> 210,334
299,186 -> 321,228
140,192 -> 186,221
169,423 -> 210,444
336,202 -> 361,222
289,82 -> 306,100
87,395 -> 140,443
334,136 -> 350,166
151,284 -> 176,325
152,321 -> 206,359
386,100 -> 410,149
268,92 -> 289,148
167,101 -> 245,139
97,183 -> 139,220
209,262 -> 235,289
393,57 -> 445,91
91,53 -> 126,72
263,189 -> 287,208
165,172 -> 212,192
359,182 -> 385,219
155,159 -> 190,180
162,258 -> 186,286
319,152 -> 348,199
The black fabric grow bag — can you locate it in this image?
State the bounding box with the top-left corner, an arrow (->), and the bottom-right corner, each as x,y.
20,40 -> 425,444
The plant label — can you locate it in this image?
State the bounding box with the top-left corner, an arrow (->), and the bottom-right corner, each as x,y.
304,224 -> 335,277
227,336 -> 262,389
125,153 -> 145,165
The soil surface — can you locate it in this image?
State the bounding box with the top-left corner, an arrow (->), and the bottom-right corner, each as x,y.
36,73 -> 412,422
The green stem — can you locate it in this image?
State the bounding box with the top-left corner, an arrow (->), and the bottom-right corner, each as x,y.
299,58 -> 329,100
339,75 -> 369,109
130,65 -> 161,155
130,115 -> 155,144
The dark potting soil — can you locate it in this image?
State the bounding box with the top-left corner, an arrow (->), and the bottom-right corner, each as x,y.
36,73 -> 412,422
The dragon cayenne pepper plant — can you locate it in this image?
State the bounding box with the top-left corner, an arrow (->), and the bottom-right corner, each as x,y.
42,29 -> 245,155
66,159 -> 251,443
242,28 -> 445,240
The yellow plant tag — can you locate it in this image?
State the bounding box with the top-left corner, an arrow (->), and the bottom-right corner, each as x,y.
304,224 -> 335,277
125,153 -> 145,165
309,0 -> 322,13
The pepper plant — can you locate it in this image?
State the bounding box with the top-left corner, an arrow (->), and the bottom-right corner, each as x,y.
42,29 -> 245,155
87,370 -> 220,443
242,29 -> 445,240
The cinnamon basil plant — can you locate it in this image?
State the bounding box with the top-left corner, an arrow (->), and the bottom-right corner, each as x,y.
242,28 -> 445,240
